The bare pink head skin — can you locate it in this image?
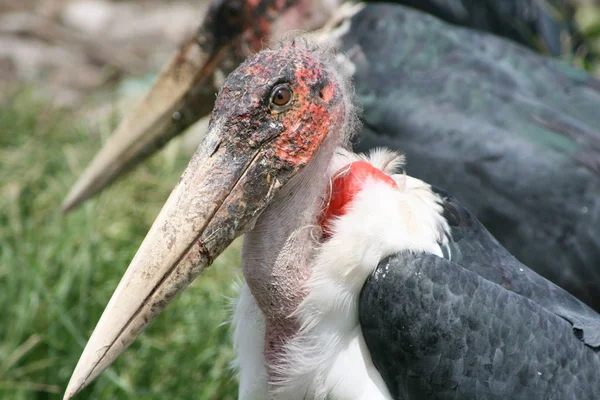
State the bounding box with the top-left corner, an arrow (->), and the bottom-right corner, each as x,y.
63,38 -> 358,398
61,0 -> 343,213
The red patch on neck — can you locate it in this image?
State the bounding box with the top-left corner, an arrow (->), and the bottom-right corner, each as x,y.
319,161 -> 398,236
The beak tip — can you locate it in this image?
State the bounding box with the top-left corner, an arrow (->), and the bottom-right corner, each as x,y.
61,198 -> 77,214
62,390 -> 75,400
63,359 -> 100,400
61,178 -> 92,214
62,380 -> 82,400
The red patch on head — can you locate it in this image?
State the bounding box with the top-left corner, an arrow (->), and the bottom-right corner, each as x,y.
274,102 -> 334,165
271,57 -> 342,166
319,82 -> 335,103
319,161 -> 398,236
213,44 -> 345,172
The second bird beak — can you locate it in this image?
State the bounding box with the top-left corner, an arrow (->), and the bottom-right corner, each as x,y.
61,37 -> 230,213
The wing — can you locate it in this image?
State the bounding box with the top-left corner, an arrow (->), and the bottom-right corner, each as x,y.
359,252 -> 600,400
374,0 -> 579,56
429,186 -> 600,348
341,4 -> 600,310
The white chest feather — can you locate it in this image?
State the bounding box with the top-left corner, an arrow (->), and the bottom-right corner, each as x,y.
232,150 -> 450,399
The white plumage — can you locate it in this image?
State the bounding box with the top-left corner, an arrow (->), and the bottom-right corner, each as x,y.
233,148 -> 451,399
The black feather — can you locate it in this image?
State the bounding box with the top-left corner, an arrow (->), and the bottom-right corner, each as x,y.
342,4 -> 600,310
360,251 -> 600,399
370,0 -> 581,56
359,190 -> 600,398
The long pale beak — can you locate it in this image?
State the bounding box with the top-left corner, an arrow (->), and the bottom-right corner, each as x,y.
62,125 -> 289,399
61,38 -> 230,213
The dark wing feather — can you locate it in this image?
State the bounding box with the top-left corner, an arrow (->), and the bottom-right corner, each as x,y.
371,0 -> 579,56
429,186 -> 600,347
342,4 -> 600,310
359,252 -> 600,400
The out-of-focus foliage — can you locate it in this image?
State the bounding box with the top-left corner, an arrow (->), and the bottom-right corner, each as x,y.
576,4 -> 600,73
0,91 -> 239,399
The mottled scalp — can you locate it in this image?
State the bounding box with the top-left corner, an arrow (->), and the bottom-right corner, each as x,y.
273,33 -> 361,148
211,34 -> 360,169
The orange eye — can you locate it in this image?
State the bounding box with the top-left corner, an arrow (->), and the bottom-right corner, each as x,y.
270,84 -> 292,109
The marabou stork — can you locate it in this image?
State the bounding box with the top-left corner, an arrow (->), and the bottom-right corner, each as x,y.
375,0 -> 582,57
63,1 -> 600,309
64,39 -> 600,400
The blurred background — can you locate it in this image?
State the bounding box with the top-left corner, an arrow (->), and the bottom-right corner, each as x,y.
1,0 -> 600,399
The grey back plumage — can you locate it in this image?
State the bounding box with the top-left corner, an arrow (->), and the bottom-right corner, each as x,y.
429,186 -> 600,348
379,0 -> 579,56
341,4 -> 600,310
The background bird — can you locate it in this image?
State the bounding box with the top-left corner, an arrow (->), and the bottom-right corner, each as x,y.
388,0 -> 583,56
61,0 -> 586,212
62,0 -> 600,310
64,38 -> 600,400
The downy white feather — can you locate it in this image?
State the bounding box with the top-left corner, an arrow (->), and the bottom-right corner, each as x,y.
233,149 -> 451,399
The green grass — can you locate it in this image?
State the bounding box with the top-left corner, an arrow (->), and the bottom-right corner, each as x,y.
0,90 -> 240,399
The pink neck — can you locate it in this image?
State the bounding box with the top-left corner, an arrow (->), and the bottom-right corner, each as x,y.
241,137 -> 339,370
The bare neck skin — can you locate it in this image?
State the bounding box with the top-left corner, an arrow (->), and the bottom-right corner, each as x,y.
242,135 -> 341,366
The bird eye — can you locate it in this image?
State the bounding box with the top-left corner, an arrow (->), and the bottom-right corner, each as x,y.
269,84 -> 293,111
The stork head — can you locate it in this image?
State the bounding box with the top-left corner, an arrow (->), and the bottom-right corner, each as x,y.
63,38 -> 355,399
196,0 -> 296,67
208,41 -> 350,171
61,0 -> 343,212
